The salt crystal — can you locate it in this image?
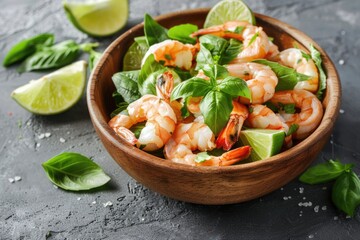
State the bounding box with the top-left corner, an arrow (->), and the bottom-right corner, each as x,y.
298,202 -> 303,206
346,215 -> 351,219
67,131 -> 71,135
36,143 -> 41,148
14,176 -> 21,181
334,216 -> 339,220
303,197 -> 306,200
59,138 -> 66,143
103,201 -> 113,207
53,185 -> 58,189
314,205 -> 319,213
92,201 -> 97,204
308,202 -> 313,207
280,188 -> 284,191
38,133 -> 45,139
322,206 -> 327,211
339,59 -> 345,65
339,109 -> 345,114
299,187 -> 304,194
45,132 -> 51,138
141,217 -> 145,221
309,234 -> 314,239
77,197 -> 81,201
299,214 -> 302,217
8,178 -> 15,183
330,140 -> 334,144
288,196 -> 292,199
283,196 -> 289,200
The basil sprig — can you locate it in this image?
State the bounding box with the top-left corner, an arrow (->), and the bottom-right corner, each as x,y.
42,152 -> 110,191
3,33 -> 54,67
299,159 -> 360,216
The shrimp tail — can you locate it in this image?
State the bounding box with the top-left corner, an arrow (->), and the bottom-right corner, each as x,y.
219,145 -> 252,166
114,127 -> 137,145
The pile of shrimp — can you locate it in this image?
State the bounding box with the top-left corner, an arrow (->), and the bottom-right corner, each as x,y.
109,20 -> 323,167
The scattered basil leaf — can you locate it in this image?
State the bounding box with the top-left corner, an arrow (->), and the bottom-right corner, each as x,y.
144,13 -> 168,46
310,44 -> 327,100
299,159 -> 353,184
195,152 -> 212,163
112,70 -> 141,103
110,101 -> 129,118
89,50 -> 102,70
253,59 -> 311,91
167,24 -> 198,44
18,40 -> 80,72
79,42 -> 99,53
332,170 -> 360,217
217,76 -> 251,99
171,77 -> 212,101
286,124 -> 299,136
3,33 -> 54,67
180,97 -> 191,118
141,69 -> 167,95
42,152 -> 110,191
200,90 -> 233,135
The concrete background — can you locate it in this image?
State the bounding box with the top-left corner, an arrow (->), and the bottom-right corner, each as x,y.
1,0 -> 360,239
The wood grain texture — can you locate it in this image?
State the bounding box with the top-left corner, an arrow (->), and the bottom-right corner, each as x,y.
87,9 -> 341,204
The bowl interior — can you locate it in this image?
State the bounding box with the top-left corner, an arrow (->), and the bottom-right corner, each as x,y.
88,9 -> 340,185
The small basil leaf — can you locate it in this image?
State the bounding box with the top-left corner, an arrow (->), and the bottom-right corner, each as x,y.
172,67 -> 193,81
219,39 -> 242,64
199,35 -> 228,59
196,43 -> 215,70
332,170 -> 360,217
287,124 -> 299,136
110,101 -> 129,118
167,24 -> 198,44
42,152 -> 110,191
218,76 -> 251,99
89,50 -> 102,70
310,44 -> 327,100
18,40 -> 80,72
253,59 -> 311,91
299,159 -> 352,184
138,54 -> 166,93
144,13 -> 169,46
195,152 -> 212,163
3,33 -> 54,67
112,70 -> 141,103
171,77 -> 212,101
283,103 -> 296,114
200,90 -> 233,135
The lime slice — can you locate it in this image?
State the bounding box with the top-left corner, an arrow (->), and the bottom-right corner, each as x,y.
63,0 -> 128,37
123,36 -> 149,71
239,129 -> 285,161
11,61 -> 87,115
204,0 -> 256,28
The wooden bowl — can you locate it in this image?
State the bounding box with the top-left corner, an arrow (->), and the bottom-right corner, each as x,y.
87,9 -> 341,204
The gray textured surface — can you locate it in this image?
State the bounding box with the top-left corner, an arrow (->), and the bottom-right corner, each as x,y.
1,0 -> 360,239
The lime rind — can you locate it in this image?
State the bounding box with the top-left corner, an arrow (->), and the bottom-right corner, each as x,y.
239,129 -> 285,161
63,0 -> 128,37
123,40 -> 149,71
11,61 -> 87,115
204,0 -> 256,28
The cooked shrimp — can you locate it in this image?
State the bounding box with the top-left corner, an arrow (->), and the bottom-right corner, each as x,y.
142,40 -> 196,70
164,117 -> 251,166
276,48 -> 319,92
191,21 -> 278,62
269,90 -> 323,139
109,95 -> 177,151
216,101 -> 249,151
246,104 -> 292,148
227,62 -> 278,104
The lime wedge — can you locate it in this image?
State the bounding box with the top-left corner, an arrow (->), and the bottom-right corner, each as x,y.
239,129 -> 285,161
11,61 -> 87,115
123,36 -> 149,71
63,0 -> 128,37
204,0 -> 256,28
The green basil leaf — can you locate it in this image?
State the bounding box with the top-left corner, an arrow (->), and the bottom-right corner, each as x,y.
18,40 -> 80,72
199,35 -> 229,59
42,152 -> 110,191
283,103 -> 296,114
138,54 -> 166,95
195,152 -> 212,163
253,59 -> 311,91
171,77 -> 212,101
180,97 -> 191,118
172,67 -> 193,81
287,123 -> 299,136
3,33 -> 54,67
196,42 -> 215,70
110,101 -> 129,118
200,90 -> 232,135
79,42 -> 99,53
112,70 -> 141,103
332,170 -> 360,217
310,44 -> 327,100
144,13 -> 168,46
141,69 -> 166,95
130,122 -> 146,139
248,32 -> 259,46
168,24 -> 198,44
299,159 -> 353,184
219,39 -> 242,65
218,76 -> 251,99
89,50 -> 102,70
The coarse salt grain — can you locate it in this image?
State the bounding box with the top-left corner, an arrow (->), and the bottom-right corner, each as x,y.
314,205 -> 319,213
103,201 -> 113,207
322,187 -> 327,190
45,132 -> 51,138
36,143 -> 41,148
59,138 -> 66,143
14,176 -> 21,181
299,187 -> 304,194
283,196 -> 288,200
309,234 -> 314,239
303,197 -> 306,200
8,178 -> 15,183
53,185 -> 58,189
77,197 -> 81,201
338,59 -> 345,65
334,216 -> 339,220
322,206 -> 327,211
38,133 -> 45,139
339,109 -> 345,114
92,201 -> 97,204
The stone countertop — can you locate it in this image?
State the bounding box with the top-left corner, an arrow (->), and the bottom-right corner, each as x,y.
1,0 -> 360,239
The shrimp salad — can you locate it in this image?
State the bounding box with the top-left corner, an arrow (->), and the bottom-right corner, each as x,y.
108,11 -> 326,167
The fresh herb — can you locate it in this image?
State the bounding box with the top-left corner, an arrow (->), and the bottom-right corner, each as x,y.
233,26 -> 245,34
130,122 -> 146,139
138,54 -> 166,95
301,51 -> 311,61
287,124 -> 299,136
112,70 -> 142,103
171,64 -> 250,135
110,101 -> 129,118
144,13 -> 169,46
299,159 -> 360,216
3,33 -> 54,67
253,59 -> 311,91
88,50 -> 102,70
282,103 -> 296,114
195,152 -> 212,163
310,44 -> 327,100
18,40 -> 81,72
167,24 -> 198,44
248,31 -> 259,46
42,152 -> 110,191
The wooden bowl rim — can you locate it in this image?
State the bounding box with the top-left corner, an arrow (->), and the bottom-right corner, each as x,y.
87,8 -> 341,175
